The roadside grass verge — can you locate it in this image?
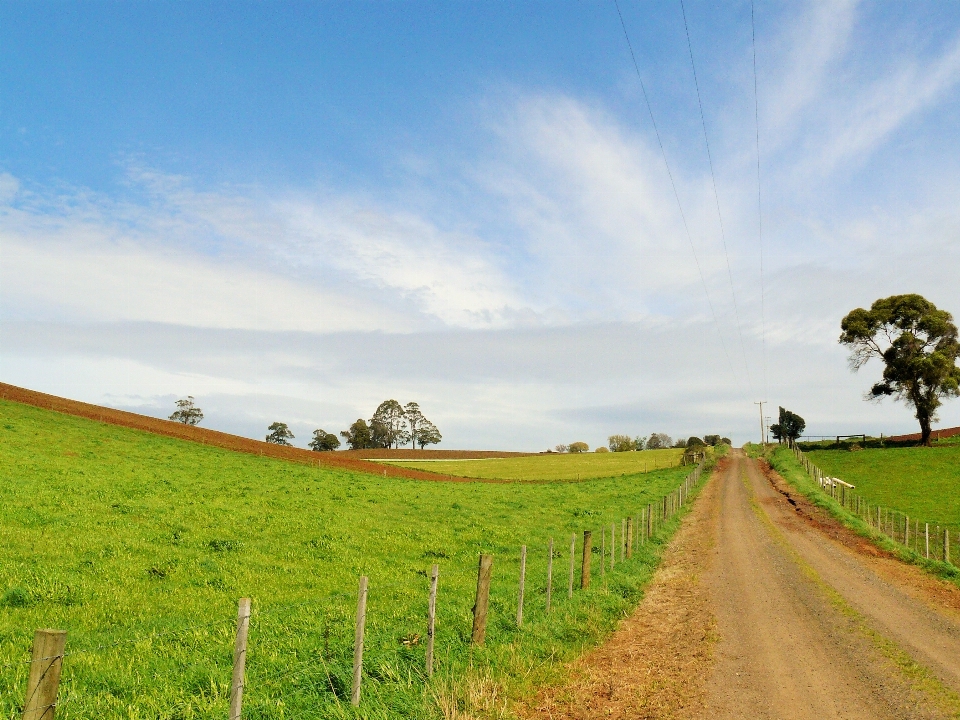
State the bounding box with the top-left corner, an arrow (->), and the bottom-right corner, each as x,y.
381,449 -> 687,482
765,445 -> 960,588
0,399 -> 712,719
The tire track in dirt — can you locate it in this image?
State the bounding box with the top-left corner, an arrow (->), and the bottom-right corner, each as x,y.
523,451 -> 960,719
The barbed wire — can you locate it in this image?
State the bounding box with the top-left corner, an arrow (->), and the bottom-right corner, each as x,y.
2,461 -> 709,681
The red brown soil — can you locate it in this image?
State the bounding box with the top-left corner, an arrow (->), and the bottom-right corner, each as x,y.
0,382 -> 530,483
523,452 -> 960,720
888,426 -> 960,442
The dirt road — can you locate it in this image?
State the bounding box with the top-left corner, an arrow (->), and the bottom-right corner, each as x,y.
524,451 -> 960,719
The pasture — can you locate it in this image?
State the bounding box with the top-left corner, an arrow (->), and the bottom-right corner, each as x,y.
380,447 -> 686,481
807,445 -> 960,527
0,399 -> 698,719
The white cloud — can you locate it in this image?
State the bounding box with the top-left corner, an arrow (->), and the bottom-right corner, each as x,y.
0,211 -> 411,332
4,5 -> 960,449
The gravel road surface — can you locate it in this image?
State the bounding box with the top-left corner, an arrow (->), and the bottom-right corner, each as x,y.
524,451 -> 960,719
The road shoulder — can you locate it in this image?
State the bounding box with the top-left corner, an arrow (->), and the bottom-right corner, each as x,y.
517,458 -> 724,719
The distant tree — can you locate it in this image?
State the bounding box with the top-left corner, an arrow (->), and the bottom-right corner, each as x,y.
703,434 -> 721,446
687,436 -> 706,448
673,438 -> 688,448
595,446 -> 609,453
634,436 -> 647,451
368,418 -> 392,449
169,396 -> 203,426
404,402 -> 424,449
608,434 -> 635,452
840,294 -> 960,446
371,400 -> 409,449
308,429 -> 340,452
721,437 -> 732,445
646,433 -> 672,450
568,441 -> 589,453
770,407 -> 805,444
555,444 -> 569,453
416,420 -> 442,449
340,419 -> 372,450
265,422 -> 294,446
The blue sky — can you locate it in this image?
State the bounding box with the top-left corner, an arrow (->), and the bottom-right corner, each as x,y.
3,1 -> 960,448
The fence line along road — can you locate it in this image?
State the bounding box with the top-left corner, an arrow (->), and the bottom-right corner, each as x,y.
789,443 -> 957,566
7,459 -> 709,716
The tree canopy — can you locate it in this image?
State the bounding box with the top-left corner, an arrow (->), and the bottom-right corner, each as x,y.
646,433 -> 672,450
415,419 -> 442,449
265,422 -> 294,446
770,407 -> 805,443
308,429 -> 340,452
607,434 -> 635,452
840,294 -> 960,445
340,419 -> 372,450
568,441 -> 589,453
169,396 -> 203,426
370,400 -> 408,449
339,400 -> 441,451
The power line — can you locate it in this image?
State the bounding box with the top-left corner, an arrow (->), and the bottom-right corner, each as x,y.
750,0 -> 768,401
678,0 -> 753,393
612,0 -> 741,388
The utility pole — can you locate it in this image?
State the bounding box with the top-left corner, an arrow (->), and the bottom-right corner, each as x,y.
754,401 -> 766,446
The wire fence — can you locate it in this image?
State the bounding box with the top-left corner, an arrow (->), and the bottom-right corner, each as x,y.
4,460 -> 709,718
789,444 -> 957,565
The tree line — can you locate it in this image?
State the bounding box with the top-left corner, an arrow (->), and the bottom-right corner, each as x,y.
168,397 -> 440,452
282,400 -> 441,451
552,434 -> 731,454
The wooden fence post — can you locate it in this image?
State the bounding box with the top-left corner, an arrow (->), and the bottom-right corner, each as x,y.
472,555 -> 493,645
610,523 -> 615,570
620,518 -> 627,562
517,545 -> 527,627
601,527 -> 606,578
581,531 -> 592,589
426,564 -> 438,676
230,597 -> 251,720
568,534 -> 576,598
626,517 -> 633,559
352,577 -> 368,706
945,529 -> 951,565
926,523 -> 930,559
647,504 -> 653,540
546,539 -> 554,612
21,629 -> 67,720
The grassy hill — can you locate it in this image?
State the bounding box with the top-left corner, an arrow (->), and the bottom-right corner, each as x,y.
0,399 -> 702,719
807,446 -> 960,527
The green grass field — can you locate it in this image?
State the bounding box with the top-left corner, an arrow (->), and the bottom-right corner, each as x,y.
380,448 -> 686,481
0,400 -> 701,720
807,446 -> 960,527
